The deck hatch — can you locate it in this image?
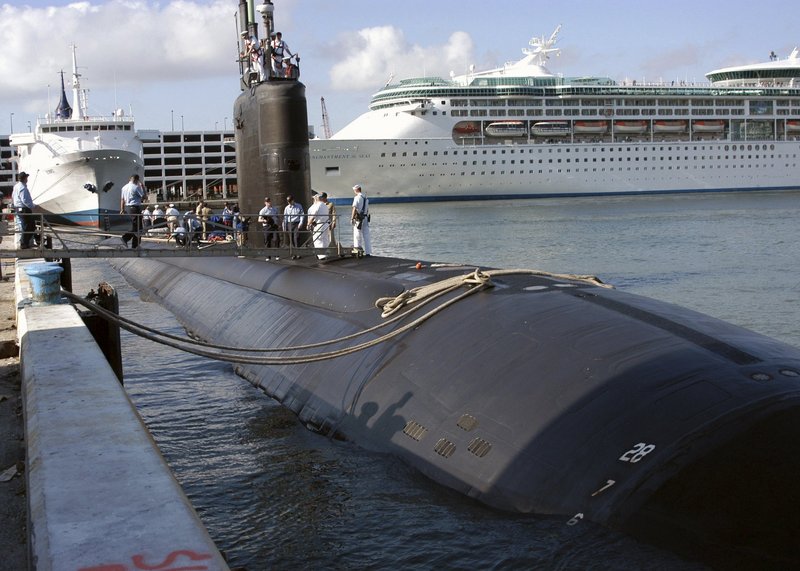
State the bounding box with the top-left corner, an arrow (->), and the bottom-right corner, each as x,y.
434,438 -> 456,458
403,420 -> 428,441
457,413 -> 479,431
468,437 -> 492,458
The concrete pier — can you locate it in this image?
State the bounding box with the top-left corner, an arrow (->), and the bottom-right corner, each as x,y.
0,253 -> 230,571
0,256 -> 25,570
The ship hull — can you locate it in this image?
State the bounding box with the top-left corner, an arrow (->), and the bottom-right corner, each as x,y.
113,254 -> 800,568
310,138 -> 800,205
20,148 -> 141,227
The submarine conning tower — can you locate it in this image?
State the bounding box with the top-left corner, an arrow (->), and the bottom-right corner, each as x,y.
234,0 -> 312,246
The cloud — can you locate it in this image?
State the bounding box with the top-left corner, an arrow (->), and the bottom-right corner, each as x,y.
329,27 -> 476,90
0,0 -> 235,109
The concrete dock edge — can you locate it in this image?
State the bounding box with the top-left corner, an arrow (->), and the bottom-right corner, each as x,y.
16,260 -> 230,571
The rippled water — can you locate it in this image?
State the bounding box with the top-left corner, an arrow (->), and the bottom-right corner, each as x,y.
69,190 -> 800,570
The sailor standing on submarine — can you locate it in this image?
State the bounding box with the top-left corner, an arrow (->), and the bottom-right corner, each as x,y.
306,193 -> 330,258
351,184 -> 372,256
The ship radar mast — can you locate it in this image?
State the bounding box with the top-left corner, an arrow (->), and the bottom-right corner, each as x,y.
522,25 -> 562,66
69,44 -> 89,119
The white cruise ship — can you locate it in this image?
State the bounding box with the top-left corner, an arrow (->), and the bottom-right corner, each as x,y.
10,46 -> 143,226
309,27 -> 800,204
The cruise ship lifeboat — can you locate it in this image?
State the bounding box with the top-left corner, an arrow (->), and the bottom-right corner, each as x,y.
692,120 -> 725,133
786,120 -> 800,132
531,121 -> 571,136
573,120 -> 608,134
484,121 -> 528,137
613,120 -> 648,134
653,120 -> 687,133
452,122 -> 481,137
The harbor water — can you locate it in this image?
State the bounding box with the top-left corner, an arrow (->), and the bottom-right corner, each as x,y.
70,190 -> 800,570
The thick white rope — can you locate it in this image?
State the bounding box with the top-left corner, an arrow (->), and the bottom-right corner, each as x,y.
62,268 -> 610,365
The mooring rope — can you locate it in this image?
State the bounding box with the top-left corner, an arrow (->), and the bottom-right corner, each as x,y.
61,267 -> 611,365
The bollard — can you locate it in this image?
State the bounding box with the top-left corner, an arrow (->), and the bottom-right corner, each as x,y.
24,262 -> 65,305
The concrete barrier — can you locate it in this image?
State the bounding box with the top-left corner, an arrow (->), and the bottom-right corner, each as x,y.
16,260 -> 230,571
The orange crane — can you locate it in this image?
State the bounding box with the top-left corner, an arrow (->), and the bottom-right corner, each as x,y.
321,97 -> 332,139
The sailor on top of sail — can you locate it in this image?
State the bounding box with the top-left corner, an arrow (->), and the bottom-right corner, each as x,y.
270,32 -> 293,75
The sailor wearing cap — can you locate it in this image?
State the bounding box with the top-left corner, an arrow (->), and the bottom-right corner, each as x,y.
165,203 -> 181,234
351,184 -> 372,256
306,193 -> 330,259
12,172 -> 35,248
142,205 -> 153,229
241,30 -> 266,83
258,197 -> 279,250
270,31 -> 294,77
283,194 -> 304,258
320,192 -> 337,245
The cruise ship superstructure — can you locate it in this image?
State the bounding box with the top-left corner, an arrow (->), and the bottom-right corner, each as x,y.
10,46 -> 143,226
310,27 -> 800,202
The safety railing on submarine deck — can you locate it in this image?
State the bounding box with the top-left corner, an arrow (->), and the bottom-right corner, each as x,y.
0,210 -> 355,260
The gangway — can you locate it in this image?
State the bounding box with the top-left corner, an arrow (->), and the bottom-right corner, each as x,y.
0,213 -> 352,261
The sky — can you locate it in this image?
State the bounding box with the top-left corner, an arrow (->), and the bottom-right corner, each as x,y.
1,0 -> 797,137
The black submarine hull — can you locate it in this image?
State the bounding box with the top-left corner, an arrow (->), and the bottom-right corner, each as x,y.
112,254 -> 800,568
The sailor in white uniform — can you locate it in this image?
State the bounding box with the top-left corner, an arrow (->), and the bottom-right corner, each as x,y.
351,184 -> 372,256
270,32 -> 293,77
306,194 -> 330,258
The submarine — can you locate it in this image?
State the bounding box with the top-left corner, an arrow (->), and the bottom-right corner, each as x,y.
109,2 -> 800,568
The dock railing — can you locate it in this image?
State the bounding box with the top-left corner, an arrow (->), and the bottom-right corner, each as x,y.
0,211 -> 353,260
